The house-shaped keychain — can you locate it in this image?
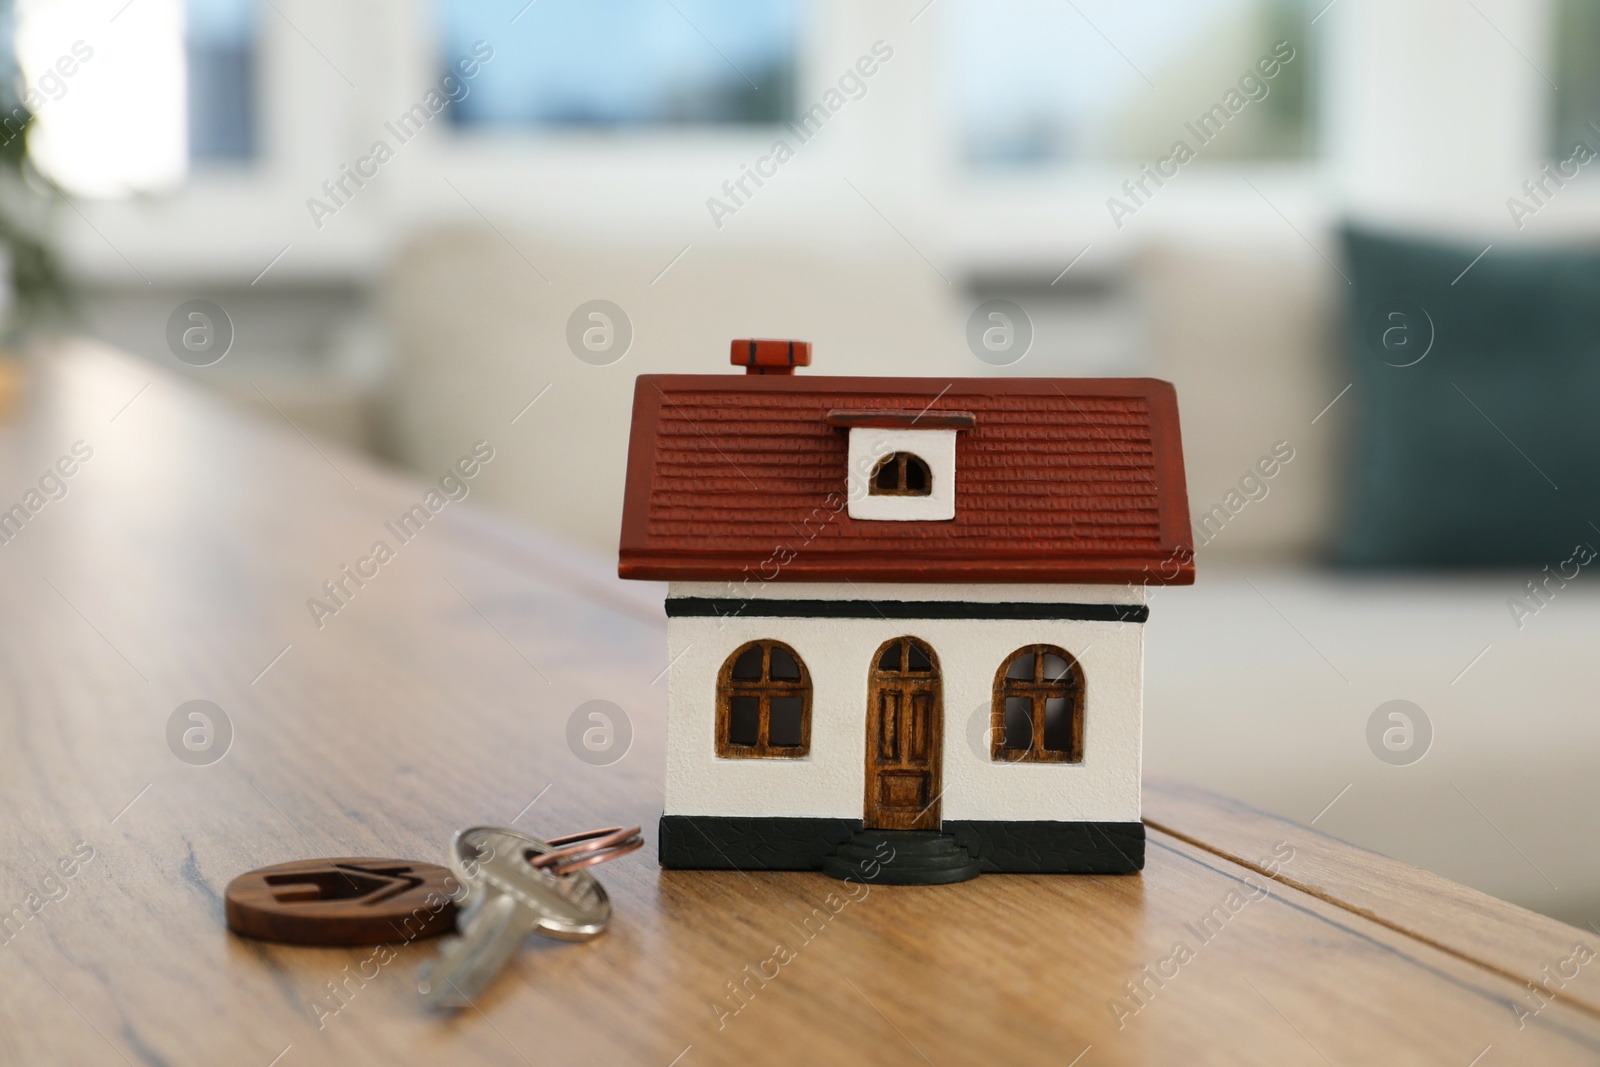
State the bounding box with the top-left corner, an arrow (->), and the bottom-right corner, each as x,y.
618,339 -> 1194,884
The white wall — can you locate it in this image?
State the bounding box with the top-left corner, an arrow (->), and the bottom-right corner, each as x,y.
1326,0 -> 1552,229
662,583 -> 1146,824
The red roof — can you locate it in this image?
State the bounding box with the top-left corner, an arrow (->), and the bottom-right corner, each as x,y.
618,374 -> 1194,584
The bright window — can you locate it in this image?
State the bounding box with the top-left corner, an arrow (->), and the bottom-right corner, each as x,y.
186,0 -> 258,164
951,0 -> 1315,167
436,0 -> 800,129
17,0 -> 187,196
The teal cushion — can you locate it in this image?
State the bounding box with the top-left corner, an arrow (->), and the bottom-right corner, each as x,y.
1338,226 -> 1600,567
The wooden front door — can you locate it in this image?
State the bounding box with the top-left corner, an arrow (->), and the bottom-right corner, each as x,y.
864,636 -> 942,831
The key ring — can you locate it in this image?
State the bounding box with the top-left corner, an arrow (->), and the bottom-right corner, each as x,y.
527,826 -> 643,875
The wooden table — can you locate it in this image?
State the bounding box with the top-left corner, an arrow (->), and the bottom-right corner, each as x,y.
2,341 -> 1598,1066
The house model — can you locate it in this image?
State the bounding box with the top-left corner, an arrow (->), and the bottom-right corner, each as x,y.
618,340 -> 1194,884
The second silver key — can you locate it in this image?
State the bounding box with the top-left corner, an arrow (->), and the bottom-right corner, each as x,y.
417,826 -> 612,1009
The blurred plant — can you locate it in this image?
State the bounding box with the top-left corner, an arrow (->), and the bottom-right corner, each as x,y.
0,0 -> 73,346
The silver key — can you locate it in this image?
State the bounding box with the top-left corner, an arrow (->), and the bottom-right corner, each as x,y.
417,826 -> 612,1008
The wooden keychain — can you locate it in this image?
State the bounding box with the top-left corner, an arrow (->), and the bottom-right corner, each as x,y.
225,827 -> 642,947
225,858 -> 460,946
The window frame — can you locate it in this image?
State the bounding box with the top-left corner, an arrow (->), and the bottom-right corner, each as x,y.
869,451 -> 933,497
715,639 -> 812,759
991,644 -> 1084,764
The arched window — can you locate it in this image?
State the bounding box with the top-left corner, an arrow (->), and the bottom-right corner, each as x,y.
716,640 -> 812,758
991,645 -> 1084,763
870,451 -> 932,496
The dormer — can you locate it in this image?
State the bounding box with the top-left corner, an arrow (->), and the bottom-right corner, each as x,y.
825,409 -> 975,521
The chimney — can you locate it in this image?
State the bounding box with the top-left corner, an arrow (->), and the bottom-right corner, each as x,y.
731,339 -> 811,375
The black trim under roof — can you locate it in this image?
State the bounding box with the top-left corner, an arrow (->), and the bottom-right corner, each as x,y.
663,598 -> 1148,622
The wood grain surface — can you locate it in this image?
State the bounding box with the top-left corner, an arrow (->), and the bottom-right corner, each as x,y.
1,341 -> 1598,1066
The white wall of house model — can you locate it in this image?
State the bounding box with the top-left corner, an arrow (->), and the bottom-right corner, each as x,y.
662,580 -> 1146,825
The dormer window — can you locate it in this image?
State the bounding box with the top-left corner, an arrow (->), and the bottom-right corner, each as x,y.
825,409 -> 973,522
849,431 -> 953,520
871,452 -> 932,496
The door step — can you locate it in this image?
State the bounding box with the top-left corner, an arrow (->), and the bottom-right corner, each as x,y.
820,829 -> 981,885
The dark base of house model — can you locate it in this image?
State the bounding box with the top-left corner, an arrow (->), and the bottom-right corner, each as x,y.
658,814 -> 1144,879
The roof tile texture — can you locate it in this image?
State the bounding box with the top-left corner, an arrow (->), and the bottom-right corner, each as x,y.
619,375 -> 1192,584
